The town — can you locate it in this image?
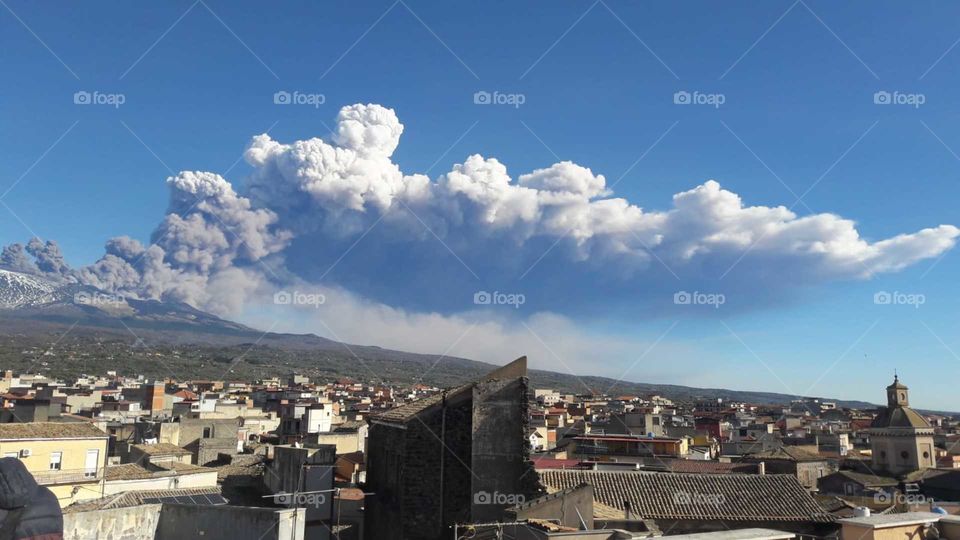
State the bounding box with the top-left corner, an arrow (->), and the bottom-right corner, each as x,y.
0,357 -> 957,539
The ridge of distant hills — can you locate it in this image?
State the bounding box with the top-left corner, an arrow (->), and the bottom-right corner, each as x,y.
0,267 -> 949,414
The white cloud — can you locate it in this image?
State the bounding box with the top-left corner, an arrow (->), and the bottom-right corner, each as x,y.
20,102 -> 948,324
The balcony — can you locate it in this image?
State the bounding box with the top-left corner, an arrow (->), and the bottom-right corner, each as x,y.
31,468 -> 102,486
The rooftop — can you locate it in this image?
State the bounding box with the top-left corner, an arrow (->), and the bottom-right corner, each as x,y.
871,406 -> 931,429
839,511 -> 943,529
64,486 -> 226,513
743,446 -> 826,462
829,470 -> 898,487
664,530 -> 797,540
0,422 -> 108,440
372,356 -> 527,424
538,470 -> 834,523
131,443 -> 192,456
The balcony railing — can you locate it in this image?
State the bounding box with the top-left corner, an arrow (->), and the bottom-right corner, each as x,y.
31,468 -> 102,486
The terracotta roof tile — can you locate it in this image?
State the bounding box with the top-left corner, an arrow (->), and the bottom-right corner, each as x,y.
538,470 -> 835,523
131,442 -> 192,456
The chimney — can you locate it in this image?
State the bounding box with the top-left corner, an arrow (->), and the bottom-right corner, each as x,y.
757,461 -> 766,475
623,500 -> 632,520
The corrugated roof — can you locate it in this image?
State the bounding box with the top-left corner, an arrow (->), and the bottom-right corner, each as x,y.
538,470 -> 835,523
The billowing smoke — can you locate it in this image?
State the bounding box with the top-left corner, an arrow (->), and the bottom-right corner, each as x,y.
0,243 -> 39,275
2,103 -> 958,320
0,239 -> 73,282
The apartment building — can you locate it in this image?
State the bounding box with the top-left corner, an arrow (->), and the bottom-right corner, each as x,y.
0,422 -> 109,507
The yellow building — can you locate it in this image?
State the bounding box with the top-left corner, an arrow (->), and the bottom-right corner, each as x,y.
0,422 -> 109,508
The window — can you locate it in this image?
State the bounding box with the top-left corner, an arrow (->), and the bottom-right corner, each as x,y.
202,427 -> 212,438
900,451 -> 909,460
84,449 -> 99,478
49,452 -> 62,471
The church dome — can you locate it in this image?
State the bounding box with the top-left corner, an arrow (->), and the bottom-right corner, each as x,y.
871,375 -> 932,429
870,405 -> 931,429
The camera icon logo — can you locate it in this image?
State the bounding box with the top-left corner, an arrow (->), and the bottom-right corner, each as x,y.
673,91 -> 691,105
274,91 -> 291,105
473,91 -> 492,105
873,291 -> 892,305
74,91 -> 92,105
274,290 -> 293,305
474,491 -> 491,504
73,291 -> 91,305
474,291 -> 492,305
873,91 -> 891,105
673,291 -> 692,305
874,491 -> 892,505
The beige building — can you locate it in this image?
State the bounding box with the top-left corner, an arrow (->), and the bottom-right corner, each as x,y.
0,422 -> 109,507
870,376 -> 935,476
839,512 -> 945,540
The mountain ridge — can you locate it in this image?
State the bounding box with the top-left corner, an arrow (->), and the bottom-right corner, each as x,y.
0,268 -> 946,414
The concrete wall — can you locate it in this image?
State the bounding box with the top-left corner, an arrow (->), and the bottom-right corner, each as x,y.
155,504 -> 305,540
365,388 -> 474,540
314,430 -> 364,454
471,376 -> 542,522
263,445 -> 335,525
940,519 -> 960,539
366,358 -> 540,540
509,485 -> 594,530
63,504 -> 162,540
840,524 -> 928,540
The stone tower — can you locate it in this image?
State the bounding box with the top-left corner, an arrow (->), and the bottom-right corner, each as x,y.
870,376 -> 935,476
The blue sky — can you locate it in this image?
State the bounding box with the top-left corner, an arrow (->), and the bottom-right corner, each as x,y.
1,1 -> 959,409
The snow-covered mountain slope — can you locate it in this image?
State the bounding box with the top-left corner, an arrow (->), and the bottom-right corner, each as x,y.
0,268 -> 59,308
0,267 -> 256,336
